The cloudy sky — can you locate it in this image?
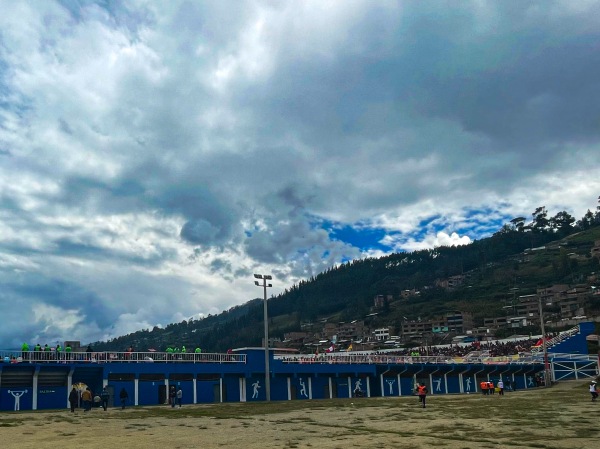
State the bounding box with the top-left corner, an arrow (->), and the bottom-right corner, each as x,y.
1,0 -> 599,350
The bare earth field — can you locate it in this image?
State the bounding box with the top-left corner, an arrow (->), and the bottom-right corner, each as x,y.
1,380 -> 598,449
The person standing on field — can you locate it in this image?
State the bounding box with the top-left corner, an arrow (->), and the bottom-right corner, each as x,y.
590,381 -> 598,402
69,386 -> 79,413
416,383 -> 428,408
497,379 -> 504,396
81,387 -> 93,412
100,387 -> 110,411
177,387 -> 183,407
119,388 -> 129,409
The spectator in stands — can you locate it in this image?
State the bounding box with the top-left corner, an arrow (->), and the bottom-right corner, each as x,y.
21,342 -> 29,362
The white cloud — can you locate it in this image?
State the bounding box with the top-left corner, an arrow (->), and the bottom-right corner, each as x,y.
1,0 -> 600,348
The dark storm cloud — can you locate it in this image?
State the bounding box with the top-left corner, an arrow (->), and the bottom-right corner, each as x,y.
1,0 -> 599,348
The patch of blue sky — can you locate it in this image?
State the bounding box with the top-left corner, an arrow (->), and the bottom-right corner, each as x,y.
461,207 -> 511,237
321,220 -> 391,252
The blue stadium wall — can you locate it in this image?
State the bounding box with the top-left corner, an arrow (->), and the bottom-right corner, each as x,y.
1,322 -> 597,412
0,350 -> 550,412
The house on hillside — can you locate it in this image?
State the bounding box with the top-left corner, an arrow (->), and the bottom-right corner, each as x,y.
281,332 -> 312,350
400,288 -> 419,299
591,240 -> 600,260
435,274 -> 471,290
561,286 -> 589,318
373,294 -> 393,308
537,284 -> 568,305
401,311 -> 472,341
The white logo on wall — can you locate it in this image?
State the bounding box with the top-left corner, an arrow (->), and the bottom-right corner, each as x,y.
386,379 -> 395,394
252,380 -> 261,399
299,378 -> 308,397
8,390 -> 28,411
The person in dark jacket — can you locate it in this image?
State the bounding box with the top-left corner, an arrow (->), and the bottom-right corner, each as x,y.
119,388 -> 129,409
68,386 -> 79,413
100,387 -> 110,411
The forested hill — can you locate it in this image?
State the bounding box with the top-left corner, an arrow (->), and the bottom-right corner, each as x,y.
92,206 -> 600,353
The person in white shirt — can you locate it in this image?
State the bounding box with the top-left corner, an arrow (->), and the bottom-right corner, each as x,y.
589,381 -> 598,402
497,379 -> 504,396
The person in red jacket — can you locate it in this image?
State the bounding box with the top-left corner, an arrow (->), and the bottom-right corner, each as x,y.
416,383 -> 428,408
480,381 -> 488,395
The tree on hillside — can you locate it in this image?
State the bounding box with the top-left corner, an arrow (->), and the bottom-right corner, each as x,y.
531,206 -> 549,232
510,216 -> 526,232
577,210 -> 596,230
550,211 -> 575,236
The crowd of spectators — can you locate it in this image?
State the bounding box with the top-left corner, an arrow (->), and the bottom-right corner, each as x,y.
280,335 -> 557,364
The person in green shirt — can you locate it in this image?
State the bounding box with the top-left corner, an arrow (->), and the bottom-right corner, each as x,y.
21,342 -> 29,362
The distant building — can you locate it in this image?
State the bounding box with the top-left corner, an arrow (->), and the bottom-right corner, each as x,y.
374,294 -> 393,308
401,311 -> 473,340
483,316 -> 508,329
537,284 -> 568,306
435,274 -> 469,290
591,240 -> 600,260
373,328 -> 390,341
561,286 -> 589,318
400,289 -> 419,299
514,294 -> 540,321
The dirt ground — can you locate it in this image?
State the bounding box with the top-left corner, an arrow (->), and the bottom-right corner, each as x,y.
1,380 -> 598,449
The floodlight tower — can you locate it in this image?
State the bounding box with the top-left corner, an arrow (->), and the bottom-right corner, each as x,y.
254,273 -> 272,401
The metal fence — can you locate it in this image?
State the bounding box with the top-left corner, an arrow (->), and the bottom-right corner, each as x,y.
0,350 -> 246,364
276,352 -> 599,365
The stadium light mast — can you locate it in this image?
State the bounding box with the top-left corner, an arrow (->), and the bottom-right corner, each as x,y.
538,296 -> 551,387
254,273 -> 272,401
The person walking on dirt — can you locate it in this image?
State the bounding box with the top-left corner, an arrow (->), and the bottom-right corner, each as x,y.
119,388 -> 129,409
590,381 -> 598,402
416,383 -> 428,408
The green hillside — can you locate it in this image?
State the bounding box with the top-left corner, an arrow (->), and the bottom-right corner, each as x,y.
92,209 -> 600,353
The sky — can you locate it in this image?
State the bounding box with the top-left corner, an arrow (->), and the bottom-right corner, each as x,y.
1,0 -> 600,350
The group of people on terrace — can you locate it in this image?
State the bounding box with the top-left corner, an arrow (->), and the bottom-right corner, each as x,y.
400,336 -> 546,358
165,345 -> 203,355
282,335 -> 554,364
5,343 -> 207,364
16,342 -> 75,362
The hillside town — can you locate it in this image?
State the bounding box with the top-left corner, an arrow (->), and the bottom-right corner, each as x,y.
273,240 -> 600,353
